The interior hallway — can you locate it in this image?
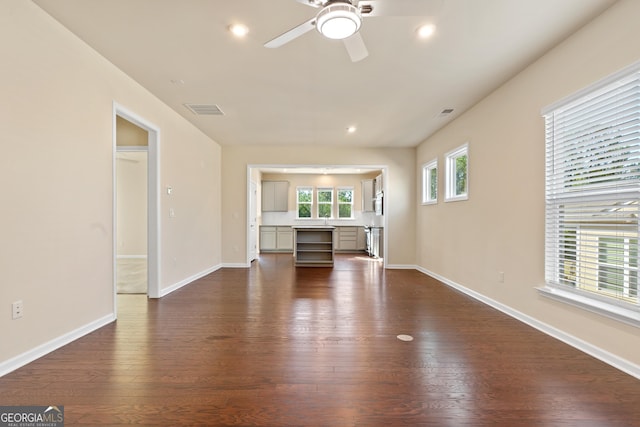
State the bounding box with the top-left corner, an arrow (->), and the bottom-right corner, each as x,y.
1,254 -> 638,426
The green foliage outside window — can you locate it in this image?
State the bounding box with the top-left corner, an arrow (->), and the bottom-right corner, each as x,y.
318,190 -> 332,203
455,154 -> 467,196
337,189 -> 353,218
297,188 -> 312,218
429,168 -> 437,200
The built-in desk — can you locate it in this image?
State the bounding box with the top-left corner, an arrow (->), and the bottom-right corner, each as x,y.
292,226 -> 335,267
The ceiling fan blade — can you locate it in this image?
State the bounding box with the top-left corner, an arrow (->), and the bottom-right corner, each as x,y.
295,0 -> 324,8
264,18 -> 316,48
358,0 -> 442,17
342,32 -> 369,62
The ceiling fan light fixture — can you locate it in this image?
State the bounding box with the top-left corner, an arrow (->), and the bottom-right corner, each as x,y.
316,3 -> 362,40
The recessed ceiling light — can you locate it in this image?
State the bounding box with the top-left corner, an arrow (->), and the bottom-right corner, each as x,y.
229,23 -> 249,38
347,126 -> 357,134
416,24 -> 436,40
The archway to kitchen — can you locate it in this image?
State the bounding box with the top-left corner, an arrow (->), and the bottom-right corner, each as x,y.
246,165 -> 388,268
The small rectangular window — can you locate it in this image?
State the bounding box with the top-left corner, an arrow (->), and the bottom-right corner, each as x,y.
337,187 -> 354,219
296,187 -> 313,219
421,159 -> 438,204
445,144 -> 468,202
317,187 -> 333,219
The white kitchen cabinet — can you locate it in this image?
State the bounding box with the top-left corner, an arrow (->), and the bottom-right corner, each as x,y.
259,226 -> 277,251
260,226 -> 293,252
335,227 -> 358,251
276,226 -> 293,250
262,181 -> 289,212
362,179 -> 375,212
374,174 -> 383,195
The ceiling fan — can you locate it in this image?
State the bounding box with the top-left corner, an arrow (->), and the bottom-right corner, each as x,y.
264,0 -> 437,62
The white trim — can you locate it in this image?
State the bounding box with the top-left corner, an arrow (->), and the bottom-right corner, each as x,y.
416,266 -> 640,380
0,314 -> 115,377
385,264 -> 416,270
113,102 -> 161,301
541,59 -> 640,115
444,143 -> 469,202
115,145 -> 147,152
116,254 -> 147,259
158,264 -> 222,297
223,262 -> 251,268
537,286 -> 640,328
421,158 -> 438,205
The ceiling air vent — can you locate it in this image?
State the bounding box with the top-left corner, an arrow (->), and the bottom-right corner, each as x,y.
439,108 -> 454,116
184,103 -> 224,116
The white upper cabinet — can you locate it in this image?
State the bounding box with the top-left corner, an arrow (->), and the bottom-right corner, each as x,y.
374,174 -> 383,195
362,179 -> 374,212
262,181 -> 289,212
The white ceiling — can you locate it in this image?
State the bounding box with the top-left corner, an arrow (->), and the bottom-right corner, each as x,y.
33,0 -> 616,148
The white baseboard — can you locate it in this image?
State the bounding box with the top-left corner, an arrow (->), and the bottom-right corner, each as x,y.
158,264 -> 223,297
416,266 -> 640,380
222,262 -> 250,268
385,264 -> 417,270
0,313 -> 115,377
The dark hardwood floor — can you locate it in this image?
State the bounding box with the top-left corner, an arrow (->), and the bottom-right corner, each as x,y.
1,253 -> 639,426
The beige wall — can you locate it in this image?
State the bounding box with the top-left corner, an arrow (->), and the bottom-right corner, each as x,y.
415,0 -> 640,368
0,1 -> 222,368
222,146 -> 415,266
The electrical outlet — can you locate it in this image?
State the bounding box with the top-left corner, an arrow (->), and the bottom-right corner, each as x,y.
12,300 -> 23,319
499,272 -> 505,283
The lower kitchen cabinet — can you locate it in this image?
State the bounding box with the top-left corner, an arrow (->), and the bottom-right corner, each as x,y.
276,227 -> 293,250
260,226 -> 293,252
335,227 -> 367,252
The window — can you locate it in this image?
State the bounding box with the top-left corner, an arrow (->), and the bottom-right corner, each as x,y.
337,187 -> 354,219
422,159 -> 438,204
542,62 -> 640,322
598,237 -> 637,298
445,144 -> 468,201
317,187 -> 333,219
296,187 -> 313,219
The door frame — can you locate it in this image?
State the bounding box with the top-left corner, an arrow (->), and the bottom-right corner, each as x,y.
249,180 -> 258,262
113,102 -> 161,311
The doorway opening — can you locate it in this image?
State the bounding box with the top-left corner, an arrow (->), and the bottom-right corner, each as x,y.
116,149 -> 148,294
246,165 -> 388,268
113,104 -> 160,314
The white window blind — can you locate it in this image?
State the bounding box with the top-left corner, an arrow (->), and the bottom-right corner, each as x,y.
543,65 -> 640,309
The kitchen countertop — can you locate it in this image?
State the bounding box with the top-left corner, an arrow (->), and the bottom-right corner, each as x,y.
291,225 -> 336,229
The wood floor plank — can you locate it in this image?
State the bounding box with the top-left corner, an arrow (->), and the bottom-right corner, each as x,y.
1,253 -> 639,426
